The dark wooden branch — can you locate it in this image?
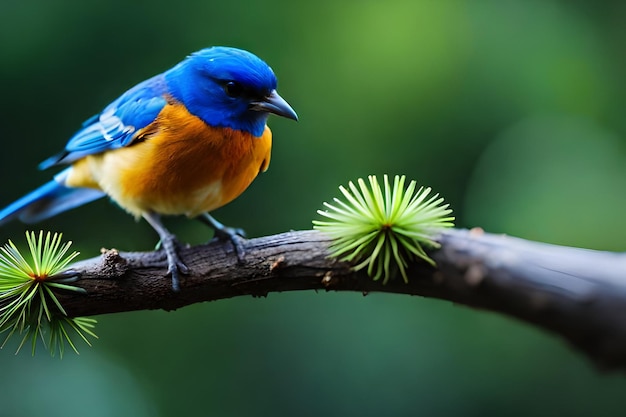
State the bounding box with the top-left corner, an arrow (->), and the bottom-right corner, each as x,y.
59,228 -> 626,371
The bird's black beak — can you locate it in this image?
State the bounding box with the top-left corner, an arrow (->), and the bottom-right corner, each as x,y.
250,90 -> 298,121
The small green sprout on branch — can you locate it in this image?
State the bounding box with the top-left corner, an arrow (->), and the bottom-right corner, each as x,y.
0,231 -> 97,357
314,175 -> 455,283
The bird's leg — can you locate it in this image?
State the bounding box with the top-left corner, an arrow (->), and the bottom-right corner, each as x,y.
198,212 -> 246,262
142,212 -> 189,292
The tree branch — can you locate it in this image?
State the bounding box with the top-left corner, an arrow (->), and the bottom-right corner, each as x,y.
59,228 -> 626,371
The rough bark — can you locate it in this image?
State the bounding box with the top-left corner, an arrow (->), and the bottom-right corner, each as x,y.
57,228 -> 626,371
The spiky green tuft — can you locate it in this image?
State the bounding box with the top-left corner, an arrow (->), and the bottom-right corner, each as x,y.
0,231 -> 97,357
314,175 -> 454,283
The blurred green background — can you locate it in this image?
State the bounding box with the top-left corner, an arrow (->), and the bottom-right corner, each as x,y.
2,0 -> 626,415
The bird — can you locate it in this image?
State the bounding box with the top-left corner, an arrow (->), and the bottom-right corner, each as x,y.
0,46 -> 298,291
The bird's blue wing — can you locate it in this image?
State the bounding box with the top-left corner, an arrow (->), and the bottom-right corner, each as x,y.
39,74 -> 168,169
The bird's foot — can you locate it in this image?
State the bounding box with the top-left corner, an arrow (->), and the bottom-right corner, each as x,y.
143,212 -> 190,292
213,225 -> 247,263
198,213 -> 247,262
158,234 -> 189,292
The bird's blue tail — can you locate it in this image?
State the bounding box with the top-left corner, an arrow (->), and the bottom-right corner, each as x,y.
0,173 -> 105,226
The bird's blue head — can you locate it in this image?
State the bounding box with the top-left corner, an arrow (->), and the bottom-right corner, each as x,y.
165,46 -> 297,136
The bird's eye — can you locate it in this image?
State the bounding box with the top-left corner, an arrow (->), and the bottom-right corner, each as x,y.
224,81 -> 244,98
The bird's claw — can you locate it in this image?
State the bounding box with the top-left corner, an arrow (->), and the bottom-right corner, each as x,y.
213,226 -> 247,262
199,213 -> 247,263
167,258 -> 189,293
158,236 -> 189,292
214,225 -> 246,240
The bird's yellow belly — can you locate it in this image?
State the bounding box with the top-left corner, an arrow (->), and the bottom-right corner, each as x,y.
65,105 -> 272,218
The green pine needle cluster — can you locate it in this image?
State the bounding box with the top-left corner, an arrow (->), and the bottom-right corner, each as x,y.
0,231 -> 97,357
314,175 -> 455,283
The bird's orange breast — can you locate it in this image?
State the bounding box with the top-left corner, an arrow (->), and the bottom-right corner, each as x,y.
66,102 -> 272,217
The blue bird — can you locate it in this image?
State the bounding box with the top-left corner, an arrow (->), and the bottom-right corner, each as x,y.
0,46 -> 298,291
